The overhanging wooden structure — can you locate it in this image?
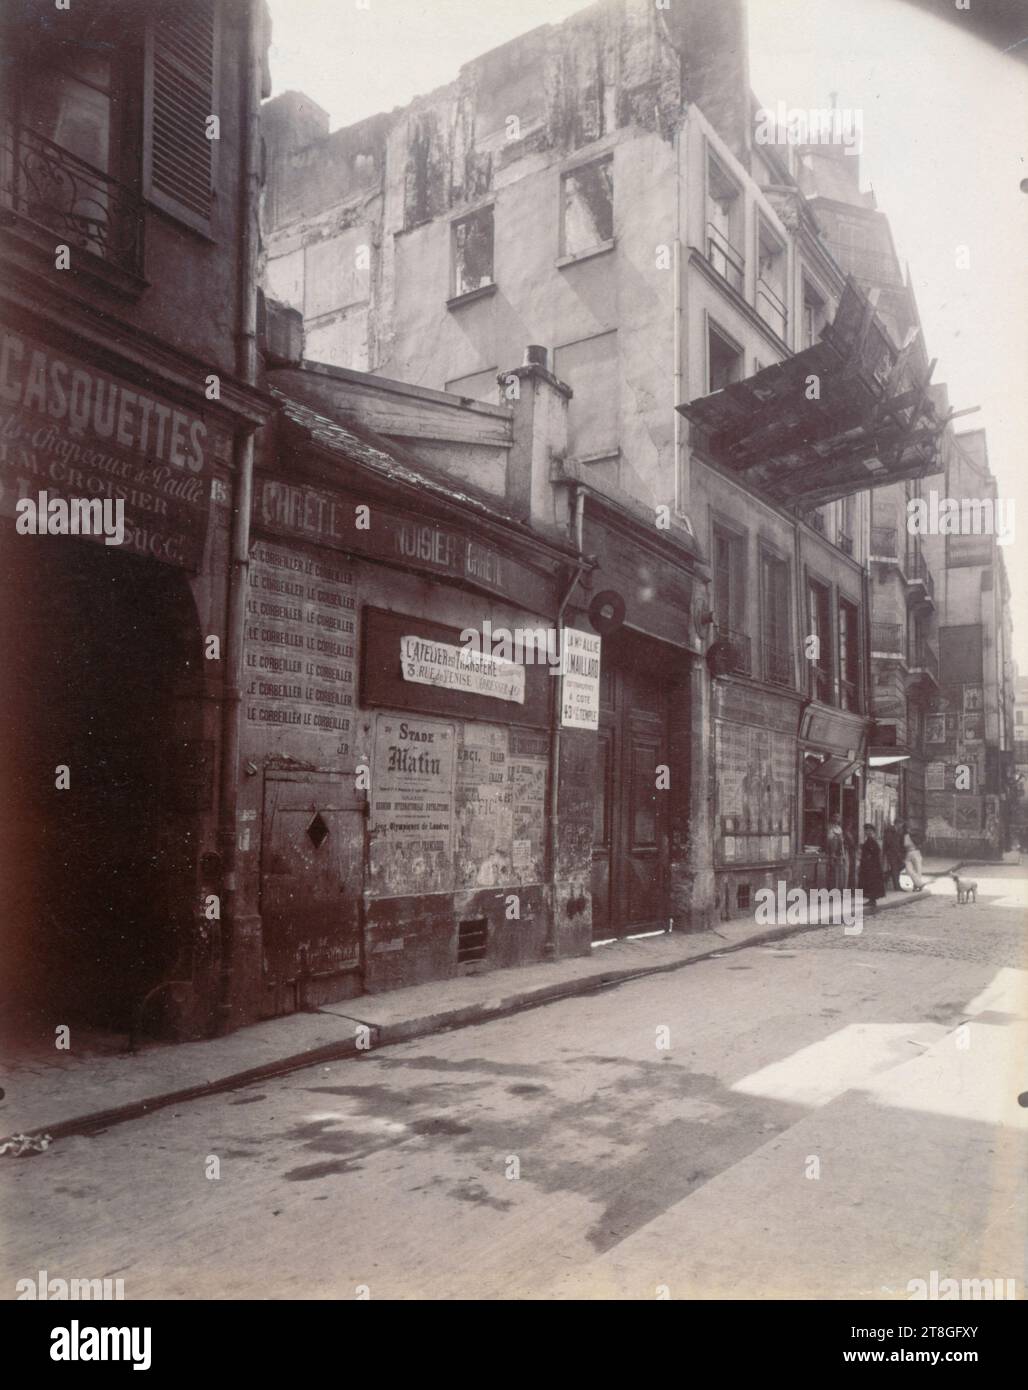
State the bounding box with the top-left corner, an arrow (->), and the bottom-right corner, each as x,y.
677,279 -> 967,512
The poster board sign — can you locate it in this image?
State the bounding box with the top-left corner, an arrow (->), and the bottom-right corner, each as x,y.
369,715 -> 456,896
401,635 -> 524,704
560,627 -> 601,730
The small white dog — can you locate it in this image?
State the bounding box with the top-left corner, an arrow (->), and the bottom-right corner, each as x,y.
949,873 -> 977,905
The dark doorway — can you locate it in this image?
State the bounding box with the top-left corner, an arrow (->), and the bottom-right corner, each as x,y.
591,640 -> 674,941
0,530 -> 204,1035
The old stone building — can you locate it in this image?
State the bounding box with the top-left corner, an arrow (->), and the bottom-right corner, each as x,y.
1,0 -> 274,1038
258,0 -> 962,973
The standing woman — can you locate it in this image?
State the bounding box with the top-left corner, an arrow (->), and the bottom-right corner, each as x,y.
902,824 -> 926,889
858,822 -> 886,913
882,820 -> 905,891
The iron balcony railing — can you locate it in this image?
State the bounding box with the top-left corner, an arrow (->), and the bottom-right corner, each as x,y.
808,664 -> 833,704
905,546 -> 935,601
715,624 -> 752,676
909,640 -> 939,682
763,641 -> 793,687
756,277 -> 788,340
872,621 -> 904,655
1,122 -> 143,276
705,222 -> 745,294
870,525 -> 899,560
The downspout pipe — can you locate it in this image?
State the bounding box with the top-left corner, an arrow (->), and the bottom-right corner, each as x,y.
216,0 -> 262,1029
545,485 -> 590,956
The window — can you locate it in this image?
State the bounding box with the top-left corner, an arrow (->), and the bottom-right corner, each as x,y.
807,578 -> 833,703
560,157 -> 613,258
708,322 -> 743,393
838,598 -> 861,712
756,217 -> 787,339
761,551 -> 792,686
1017,710 -> 1024,726
706,152 -> 744,293
802,275 -> 828,349
451,205 -> 494,299
713,522 -> 749,673
2,5 -> 143,272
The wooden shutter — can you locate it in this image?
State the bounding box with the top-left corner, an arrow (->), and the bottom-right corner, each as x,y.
144,0 -> 219,234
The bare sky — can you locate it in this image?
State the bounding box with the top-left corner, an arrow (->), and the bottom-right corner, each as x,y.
266,0 -> 1028,666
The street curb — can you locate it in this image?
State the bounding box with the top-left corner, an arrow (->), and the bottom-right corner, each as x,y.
0,884 -> 935,1148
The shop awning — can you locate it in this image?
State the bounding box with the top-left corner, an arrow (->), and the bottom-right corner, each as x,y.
676,278 -> 972,511
869,754 -> 911,769
804,753 -> 862,783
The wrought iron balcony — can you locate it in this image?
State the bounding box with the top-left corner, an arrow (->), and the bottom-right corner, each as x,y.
1,123 -> 143,276
905,546 -> 935,604
871,621 -> 904,656
756,277 -> 788,340
705,222 -> 745,295
908,640 -> 939,683
807,663 -> 834,704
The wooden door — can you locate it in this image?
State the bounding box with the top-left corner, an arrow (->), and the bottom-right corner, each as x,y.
591,663 -> 671,940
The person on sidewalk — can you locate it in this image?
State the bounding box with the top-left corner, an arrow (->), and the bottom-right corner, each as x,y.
826,813 -> 847,892
902,825 -> 926,890
858,823 -> 885,913
883,820 -> 905,892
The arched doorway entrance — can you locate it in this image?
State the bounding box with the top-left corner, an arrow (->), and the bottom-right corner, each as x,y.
1,529 -> 205,1037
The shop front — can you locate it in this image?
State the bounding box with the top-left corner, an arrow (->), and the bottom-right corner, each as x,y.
0,319 -> 240,1035
798,703 -> 867,889
235,405 -> 576,1017
572,490 -> 705,939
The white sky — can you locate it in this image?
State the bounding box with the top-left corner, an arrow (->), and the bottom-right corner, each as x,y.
266,0 -> 1028,666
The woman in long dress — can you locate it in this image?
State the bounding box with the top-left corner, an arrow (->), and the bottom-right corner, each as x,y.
902,825 -> 925,890
858,823 -> 886,913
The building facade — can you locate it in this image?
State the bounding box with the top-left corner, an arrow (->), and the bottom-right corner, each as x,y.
1,0 -> 274,1038
258,0 -> 958,985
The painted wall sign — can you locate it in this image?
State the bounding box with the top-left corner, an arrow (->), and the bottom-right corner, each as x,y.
369,714 -> 456,897
0,327 -> 223,569
257,477 -> 556,616
401,634 -> 525,704
244,540 -> 358,761
560,627 -> 601,729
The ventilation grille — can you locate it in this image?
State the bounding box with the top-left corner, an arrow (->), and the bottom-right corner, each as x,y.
151,1 -> 215,221
457,918 -> 488,965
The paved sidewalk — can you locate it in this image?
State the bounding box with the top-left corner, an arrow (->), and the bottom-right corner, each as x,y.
1,859 -> 988,1147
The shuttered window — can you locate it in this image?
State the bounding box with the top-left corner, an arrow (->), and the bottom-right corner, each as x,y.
143,0 -> 219,234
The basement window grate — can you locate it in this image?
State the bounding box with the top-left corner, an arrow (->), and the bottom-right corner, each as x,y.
457,917 -> 488,964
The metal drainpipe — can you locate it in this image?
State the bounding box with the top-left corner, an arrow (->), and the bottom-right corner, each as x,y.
216,0 -> 261,1028
545,485 -> 589,956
